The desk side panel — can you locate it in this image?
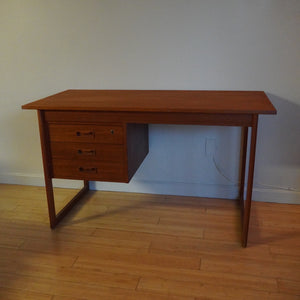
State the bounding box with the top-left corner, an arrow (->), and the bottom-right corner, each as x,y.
126,124 -> 149,181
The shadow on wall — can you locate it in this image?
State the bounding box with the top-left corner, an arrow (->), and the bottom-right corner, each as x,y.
255,93 -> 300,196
132,93 -> 300,202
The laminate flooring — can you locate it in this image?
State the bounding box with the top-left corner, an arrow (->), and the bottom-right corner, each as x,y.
0,184 -> 299,299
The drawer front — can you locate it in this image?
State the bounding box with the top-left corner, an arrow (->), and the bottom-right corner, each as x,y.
50,142 -> 124,162
52,159 -> 127,182
48,124 -> 124,144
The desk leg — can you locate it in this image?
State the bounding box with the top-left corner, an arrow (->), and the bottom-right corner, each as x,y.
38,111 -> 90,228
51,180 -> 89,228
44,178 -> 89,229
241,115 -> 258,247
239,127 -> 248,211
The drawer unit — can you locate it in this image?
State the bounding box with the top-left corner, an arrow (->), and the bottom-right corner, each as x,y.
47,122 -> 126,181
45,116 -> 148,183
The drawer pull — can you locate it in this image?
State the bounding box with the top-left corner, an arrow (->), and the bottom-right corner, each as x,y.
76,131 -> 94,137
77,149 -> 96,156
110,129 -> 114,134
78,167 -> 97,173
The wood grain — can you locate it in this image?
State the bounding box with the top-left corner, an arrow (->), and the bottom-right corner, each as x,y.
1,184 -> 299,299
22,90 -> 277,114
44,110 -> 254,126
48,123 -> 124,144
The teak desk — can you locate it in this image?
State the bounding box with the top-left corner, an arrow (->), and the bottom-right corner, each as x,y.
22,90 -> 276,247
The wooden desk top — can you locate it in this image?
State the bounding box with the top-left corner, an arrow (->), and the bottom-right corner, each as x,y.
22,90 -> 276,115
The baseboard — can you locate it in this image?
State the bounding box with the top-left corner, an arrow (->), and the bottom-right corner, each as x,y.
252,187 -> 300,204
0,173 -> 83,189
0,172 -> 45,186
1,173 -> 299,204
91,180 -> 240,200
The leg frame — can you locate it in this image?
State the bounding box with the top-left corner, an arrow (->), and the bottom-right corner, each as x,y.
38,110 -> 89,228
240,115 -> 258,247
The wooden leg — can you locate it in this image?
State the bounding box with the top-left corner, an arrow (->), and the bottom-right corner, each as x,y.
43,172 -> 90,229
44,177 -> 89,228
53,180 -> 89,228
44,175 -> 57,228
38,110 -> 89,228
241,115 -> 258,247
239,127 -> 248,213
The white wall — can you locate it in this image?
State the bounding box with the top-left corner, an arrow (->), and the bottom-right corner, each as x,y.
0,0 -> 299,203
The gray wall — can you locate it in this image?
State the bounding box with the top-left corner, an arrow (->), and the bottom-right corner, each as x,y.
1,0 -> 299,203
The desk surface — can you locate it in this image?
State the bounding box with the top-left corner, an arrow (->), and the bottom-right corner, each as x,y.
22,90 -> 276,115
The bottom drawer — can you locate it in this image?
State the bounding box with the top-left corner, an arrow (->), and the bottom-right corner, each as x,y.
52,159 -> 127,182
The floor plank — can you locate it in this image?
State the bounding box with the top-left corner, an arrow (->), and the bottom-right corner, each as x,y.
0,287 -> 52,300
138,276 -> 277,299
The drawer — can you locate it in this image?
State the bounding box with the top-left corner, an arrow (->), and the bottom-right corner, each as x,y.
50,142 -> 124,162
52,159 -> 127,182
48,124 -> 123,144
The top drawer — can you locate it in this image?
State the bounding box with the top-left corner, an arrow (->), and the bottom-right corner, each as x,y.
48,124 -> 124,144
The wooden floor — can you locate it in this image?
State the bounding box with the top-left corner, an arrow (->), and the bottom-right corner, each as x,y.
0,184 -> 299,300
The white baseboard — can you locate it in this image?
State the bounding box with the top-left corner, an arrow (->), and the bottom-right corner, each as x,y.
0,173 -> 45,186
0,173 -> 83,189
91,180 -> 239,200
252,187 -> 300,204
1,173 -> 299,204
